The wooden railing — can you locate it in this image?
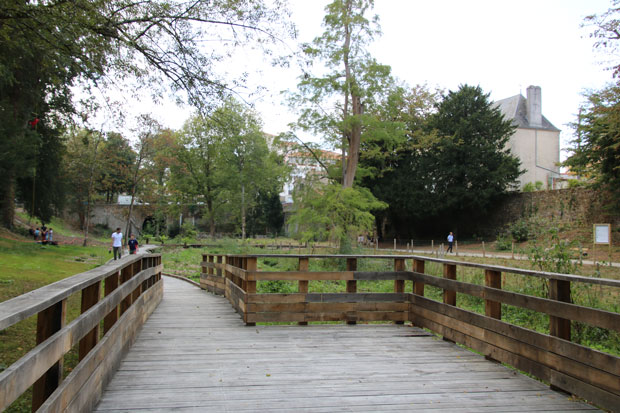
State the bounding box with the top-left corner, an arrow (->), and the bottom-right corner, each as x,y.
0,249 -> 163,412
201,253 -> 620,412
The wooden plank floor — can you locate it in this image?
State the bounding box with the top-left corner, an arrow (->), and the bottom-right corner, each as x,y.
94,276 -> 599,412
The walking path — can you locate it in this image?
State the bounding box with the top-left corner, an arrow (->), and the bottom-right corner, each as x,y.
94,276 -> 598,412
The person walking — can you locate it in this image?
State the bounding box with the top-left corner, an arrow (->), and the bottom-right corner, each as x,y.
111,227 -> 123,260
128,234 -> 139,255
446,232 -> 454,253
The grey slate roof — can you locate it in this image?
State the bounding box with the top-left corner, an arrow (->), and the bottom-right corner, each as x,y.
493,94 -> 560,132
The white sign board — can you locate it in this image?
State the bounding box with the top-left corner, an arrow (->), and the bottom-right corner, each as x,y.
594,224 -> 611,245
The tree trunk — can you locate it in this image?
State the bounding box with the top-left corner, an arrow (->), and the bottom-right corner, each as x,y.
241,182 -> 246,240
343,94 -> 362,188
1,171 -> 16,229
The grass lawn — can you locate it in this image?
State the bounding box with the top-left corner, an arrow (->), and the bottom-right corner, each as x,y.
0,235 -> 109,413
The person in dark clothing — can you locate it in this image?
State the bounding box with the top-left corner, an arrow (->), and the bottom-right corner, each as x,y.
128,234 -> 139,255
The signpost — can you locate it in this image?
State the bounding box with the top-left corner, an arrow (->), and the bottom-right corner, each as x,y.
593,224 -> 612,264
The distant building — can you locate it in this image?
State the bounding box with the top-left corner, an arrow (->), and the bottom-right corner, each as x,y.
279,144 -> 340,204
494,86 -> 561,189
264,133 -> 340,204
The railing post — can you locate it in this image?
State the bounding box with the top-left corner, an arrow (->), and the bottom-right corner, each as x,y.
394,258 -> 405,325
32,300 -> 66,411
413,259 -> 425,297
441,263 -> 457,343
131,260 -> 142,302
79,281 -> 101,361
298,257 -> 309,326
549,279 -> 571,341
216,255 -> 223,277
443,263 -> 456,306
120,264 -> 133,315
103,271 -> 120,334
484,270 -> 502,320
245,257 -> 257,327
346,258 -> 358,325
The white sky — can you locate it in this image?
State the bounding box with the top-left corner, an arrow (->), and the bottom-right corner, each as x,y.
146,0 -> 614,159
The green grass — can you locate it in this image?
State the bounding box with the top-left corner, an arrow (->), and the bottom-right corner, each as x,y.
15,209 -> 110,243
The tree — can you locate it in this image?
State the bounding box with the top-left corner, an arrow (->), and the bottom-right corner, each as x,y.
363,85 -> 521,237
173,114 -> 226,238
63,128 -> 106,243
565,84 -> 620,203
17,121 -> 67,225
124,115 -> 159,244
289,0 -> 394,188
246,191 -> 285,236
0,0 -> 292,228
216,99 -> 288,239
583,1 -> 620,78
289,178 -> 386,247
96,133 -> 135,203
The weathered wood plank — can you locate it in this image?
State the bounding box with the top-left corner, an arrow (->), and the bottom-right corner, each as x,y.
39,281 -> 163,412
94,278 -> 597,413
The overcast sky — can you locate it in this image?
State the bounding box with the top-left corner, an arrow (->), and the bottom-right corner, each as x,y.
147,0 -> 614,159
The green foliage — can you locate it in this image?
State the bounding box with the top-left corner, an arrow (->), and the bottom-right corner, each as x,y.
495,233 -> 512,251
527,228 -> 582,276
362,84 -> 522,237
289,182 -> 386,244
246,191 -> 285,236
509,219 -> 530,243
173,101 -> 288,238
0,0 -> 292,229
565,83 -> 620,205
289,0 -> 401,187
522,181 -> 544,192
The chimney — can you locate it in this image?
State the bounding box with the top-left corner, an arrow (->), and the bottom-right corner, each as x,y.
526,85 -> 542,127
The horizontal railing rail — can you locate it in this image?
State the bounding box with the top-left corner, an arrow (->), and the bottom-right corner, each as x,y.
200,253 -> 620,412
0,248 -> 163,412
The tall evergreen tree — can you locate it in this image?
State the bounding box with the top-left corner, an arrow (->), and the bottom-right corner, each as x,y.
363,85 -> 522,237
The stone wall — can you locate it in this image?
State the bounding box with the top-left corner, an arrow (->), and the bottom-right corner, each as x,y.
481,188 -> 620,243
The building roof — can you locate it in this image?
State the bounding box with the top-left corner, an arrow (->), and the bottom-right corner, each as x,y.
493,94 -> 560,132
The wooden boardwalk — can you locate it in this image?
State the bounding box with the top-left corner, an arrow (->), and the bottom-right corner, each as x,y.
94,276 -> 598,412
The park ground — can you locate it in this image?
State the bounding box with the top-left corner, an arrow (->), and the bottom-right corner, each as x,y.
1,212 -> 619,412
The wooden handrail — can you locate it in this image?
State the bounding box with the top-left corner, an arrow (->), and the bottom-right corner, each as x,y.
200,252 -> 620,411
205,253 -> 620,287
0,247 -> 163,412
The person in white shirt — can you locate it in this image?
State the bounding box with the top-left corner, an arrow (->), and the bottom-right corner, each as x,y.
446,232 -> 454,253
111,227 -> 124,260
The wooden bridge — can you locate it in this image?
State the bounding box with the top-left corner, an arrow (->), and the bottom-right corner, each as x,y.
1,251 -> 619,412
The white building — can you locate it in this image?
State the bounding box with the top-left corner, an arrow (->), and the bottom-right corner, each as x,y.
279,145 -> 340,204
494,86 -> 561,189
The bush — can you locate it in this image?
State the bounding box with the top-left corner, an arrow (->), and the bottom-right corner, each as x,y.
495,233 -> 512,251
527,228 -> 582,276
510,220 -> 529,242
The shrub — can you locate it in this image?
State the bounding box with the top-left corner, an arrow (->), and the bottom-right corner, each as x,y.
510,220 -> 529,242
495,233 -> 512,251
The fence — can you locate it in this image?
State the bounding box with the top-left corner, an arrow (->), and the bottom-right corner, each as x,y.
0,250 -> 163,412
201,253 -> 620,412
